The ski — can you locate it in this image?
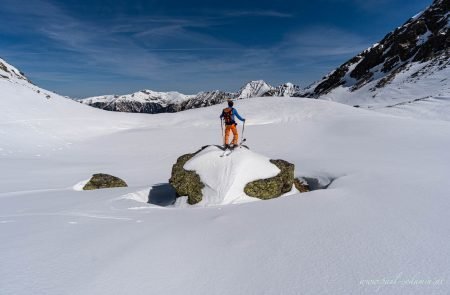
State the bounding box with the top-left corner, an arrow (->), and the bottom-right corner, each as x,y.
220,145 -> 231,157
220,149 -> 231,157
221,145 -> 240,157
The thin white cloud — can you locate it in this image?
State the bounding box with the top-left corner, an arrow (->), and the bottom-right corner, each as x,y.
325,0 -> 392,11
223,10 -> 293,18
279,26 -> 372,58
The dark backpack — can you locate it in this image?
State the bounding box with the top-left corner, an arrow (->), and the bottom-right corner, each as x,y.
222,108 -> 235,125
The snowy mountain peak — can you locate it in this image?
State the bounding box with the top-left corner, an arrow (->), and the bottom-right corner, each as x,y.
301,0 -> 449,100
140,89 -> 189,101
264,82 -> 302,97
237,80 -> 273,98
0,58 -> 29,82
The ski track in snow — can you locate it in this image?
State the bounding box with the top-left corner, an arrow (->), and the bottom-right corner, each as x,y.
0,212 -> 133,221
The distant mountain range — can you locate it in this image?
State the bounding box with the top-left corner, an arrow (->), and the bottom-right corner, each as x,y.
78,80 -> 301,114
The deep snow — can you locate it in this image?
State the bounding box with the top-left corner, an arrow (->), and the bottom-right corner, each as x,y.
1,74 -> 450,294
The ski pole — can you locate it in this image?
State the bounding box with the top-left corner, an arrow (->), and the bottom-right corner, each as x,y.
220,118 -> 224,144
240,120 -> 246,145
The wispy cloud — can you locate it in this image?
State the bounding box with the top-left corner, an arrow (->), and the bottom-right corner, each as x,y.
325,0 -> 396,11
222,10 -> 293,18
279,27 -> 371,58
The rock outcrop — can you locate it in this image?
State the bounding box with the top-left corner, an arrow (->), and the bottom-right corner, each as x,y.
169,146 -> 308,206
169,151 -> 205,205
244,160 -> 295,200
83,173 -> 128,190
294,178 -> 310,193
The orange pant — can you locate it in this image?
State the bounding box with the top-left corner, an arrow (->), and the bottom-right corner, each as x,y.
224,124 -> 238,145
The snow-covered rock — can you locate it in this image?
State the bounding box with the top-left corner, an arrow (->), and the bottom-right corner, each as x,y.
169,145 -> 301,206
244,159 -> 296,199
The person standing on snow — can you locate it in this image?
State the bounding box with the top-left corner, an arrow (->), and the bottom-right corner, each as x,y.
220,100 -> 245,149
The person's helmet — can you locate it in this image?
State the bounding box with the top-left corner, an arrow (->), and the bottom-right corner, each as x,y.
227,100 -> 234,107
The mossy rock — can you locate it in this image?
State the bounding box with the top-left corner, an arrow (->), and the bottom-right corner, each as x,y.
83,173 -> 127,190
169,152 -> 205,205
294,178 -> 310,193
244,159 -> 295,200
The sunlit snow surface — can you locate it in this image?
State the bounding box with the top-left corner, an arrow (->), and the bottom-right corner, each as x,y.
1,70 -> 450,294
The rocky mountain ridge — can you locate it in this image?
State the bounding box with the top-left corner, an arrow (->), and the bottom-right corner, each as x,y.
299,0 -> 449,99
79,80 -> 300,114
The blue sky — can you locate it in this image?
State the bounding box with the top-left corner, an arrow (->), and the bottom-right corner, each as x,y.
0,0 -> 431,97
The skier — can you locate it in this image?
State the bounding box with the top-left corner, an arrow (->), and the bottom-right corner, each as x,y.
220,100 -> 245,149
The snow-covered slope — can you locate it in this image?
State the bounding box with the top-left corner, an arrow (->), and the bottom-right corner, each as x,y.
376,95 -> 450,121
299,0 -> 449,107
318,57 -> 450,108
2,59 -> 450,294
0,59 -> 151,156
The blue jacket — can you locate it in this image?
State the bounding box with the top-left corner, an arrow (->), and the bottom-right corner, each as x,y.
220,108 -> 245,124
